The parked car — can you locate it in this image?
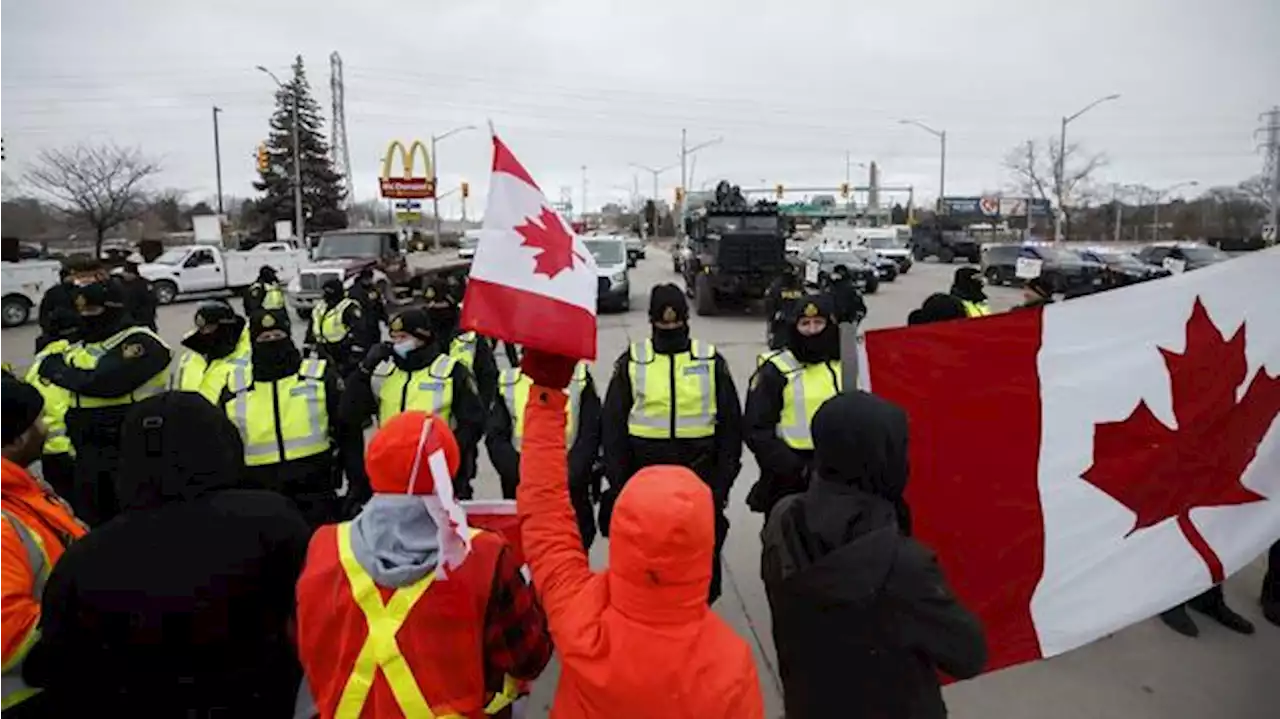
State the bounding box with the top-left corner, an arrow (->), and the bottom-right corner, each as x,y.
139,242 -> 308,304
1134,242 -> 1230,273
457,231 -> 480,259
911,226 -> 982,263
980,243 -> 1108,295
859,232 -> 913,273
1075,248 -> 1172,287
847,245 -> 899,282
584,236 -> 630,312
625,235 -> 646,264
803,246 -> 879,294
1,259 -> 62,327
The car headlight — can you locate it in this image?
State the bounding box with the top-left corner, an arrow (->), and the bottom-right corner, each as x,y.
611,271 -> 628,285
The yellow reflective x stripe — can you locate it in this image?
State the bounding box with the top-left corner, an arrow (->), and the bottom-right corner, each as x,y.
484,674 -> 519,715
336,523 -> 437,719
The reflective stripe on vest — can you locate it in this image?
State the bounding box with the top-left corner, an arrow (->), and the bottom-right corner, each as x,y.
0,511 -> 51,709
174,331 -> 251,404
66,326 -> 170,409
449,332 -> 478,373
333,523 -> 517,719
25,341 -> 74,456
371,355 -> 457,426
262,284 -> 286,310
626,339 -> 717,439
312,298 -> 357,343
769,350 -> 842,451
225,359 -> 329,466
498,365 -> 585,452
960,300 -> 991,317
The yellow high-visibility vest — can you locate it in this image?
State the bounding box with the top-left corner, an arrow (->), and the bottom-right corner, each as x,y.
332,524 -> 518,718
449,331 -> 479,374
225,359 -> 329,467
497,365 -> 586,452
959,299 -> 991,317
312,298 -> 358,343
0,511 -> 52,710
24,340 -> 75,456
371,355 -> 457,426
172,328 -> 251,404
260,283 -> 286,310
63,327 -> 170,410
626,339 -> 717,440
768,350 -> 842,451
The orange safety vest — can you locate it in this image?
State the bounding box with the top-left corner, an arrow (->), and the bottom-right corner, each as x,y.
296,522 -> 510,719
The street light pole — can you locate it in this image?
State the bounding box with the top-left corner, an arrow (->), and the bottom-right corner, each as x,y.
256,66 -> 305,243
677,129 -> 723,239
1150,180 -> 1199,242
899,119 -> 946,210
211,106 -> 225,217
1055,93 -> 1121,242
430,125 -> 478,250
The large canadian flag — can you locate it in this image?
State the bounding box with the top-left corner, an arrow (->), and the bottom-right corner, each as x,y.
461,133 -> 599,359
860,247 -> 1280,675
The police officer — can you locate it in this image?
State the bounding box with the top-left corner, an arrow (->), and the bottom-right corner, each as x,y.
37,274 -> 172,526
224,308 -> 356,529
23,308 -> 81,501
307,278 -> 364,378
172,301 -> 251,404
1014,276 -> 1054,310
243,265 -> 286,314
764,266 -> 805,350
117,260 -> 157,330
36,266 -> 76,352
745,293 -> 843,517
351,268 -> 387,332
424,278 -> 499,405
339,308 -> 485,502
600,283 -> 743,603
950,267 -> 991,317
826,264 -> 867,324
487,356 -> 602,548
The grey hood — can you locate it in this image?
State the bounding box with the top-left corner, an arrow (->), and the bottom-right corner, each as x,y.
349,495 -> 441,587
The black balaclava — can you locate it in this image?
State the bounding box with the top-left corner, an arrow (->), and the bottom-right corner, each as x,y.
257,265 -> 278,284
2,377 -> 45,467
116,392 -> 243,512
908,293 -> 968,326
422,279 -> 460,338
388,309 -> 439,372
950,267 -> 987,303
321,278 -> 345,304
788,294 -> 840,364
812,391 -> 913,535
249,308 -> 302,382
182,301 -> 245,360
648,283 -> 691,354
75,279 -> 128,343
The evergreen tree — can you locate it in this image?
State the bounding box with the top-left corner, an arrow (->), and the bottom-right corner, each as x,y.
252,55 -> 346,238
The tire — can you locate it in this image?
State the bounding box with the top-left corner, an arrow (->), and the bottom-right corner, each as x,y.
621,293 -> 631,312
694,274 -> 717,316
912,245 -> 926,261
865,277 -> 880,294
153,280 -> 178,305
937,247 -> 955,264
2,296 -> 31,328
984,267 -> 1002,286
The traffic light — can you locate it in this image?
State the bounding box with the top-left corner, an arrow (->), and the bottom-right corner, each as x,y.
675,187 -> 685,203
460,181 -> 470,199
256,143 -> 268,173
839,182 -> 850,199
775,184 -> 784,199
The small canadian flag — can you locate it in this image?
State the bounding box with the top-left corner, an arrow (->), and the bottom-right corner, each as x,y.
860,247 -> 1280,676
460,132 -> 599,359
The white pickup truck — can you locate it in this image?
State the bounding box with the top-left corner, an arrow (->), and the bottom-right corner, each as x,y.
138,243 -> 308,304
1,260 -> 63,328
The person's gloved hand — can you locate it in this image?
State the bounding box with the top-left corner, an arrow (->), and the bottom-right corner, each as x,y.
521,348 -> 577,389
360,342 -> 393,373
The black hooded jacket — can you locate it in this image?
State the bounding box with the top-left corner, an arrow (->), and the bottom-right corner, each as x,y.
25,392 -> 313,716
761,392 -> 986,719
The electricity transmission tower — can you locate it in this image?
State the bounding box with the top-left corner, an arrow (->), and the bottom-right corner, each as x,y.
330,52 -> 354,205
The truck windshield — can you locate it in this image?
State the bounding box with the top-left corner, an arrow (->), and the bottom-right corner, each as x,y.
151,249 -> 188,265
864,236 -> 905,249
315,233 -> 386,259
707,216 -> 778,233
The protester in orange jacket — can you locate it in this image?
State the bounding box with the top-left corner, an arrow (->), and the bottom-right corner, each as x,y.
1,377 -> 87,716
517,349 -> 765,719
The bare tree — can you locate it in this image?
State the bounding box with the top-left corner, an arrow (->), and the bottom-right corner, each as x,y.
24,143 -> 161,257
1004,138 -> 1106,239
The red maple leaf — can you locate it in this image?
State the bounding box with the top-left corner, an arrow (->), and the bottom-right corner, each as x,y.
1082,298 -> 1280,582
514,207 -> 585,279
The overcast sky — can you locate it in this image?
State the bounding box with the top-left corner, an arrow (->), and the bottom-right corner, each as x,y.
3,0 -> 1278,217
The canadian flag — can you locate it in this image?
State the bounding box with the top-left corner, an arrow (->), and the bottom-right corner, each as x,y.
461,133 -> 599,359
860,247 -> 1280,675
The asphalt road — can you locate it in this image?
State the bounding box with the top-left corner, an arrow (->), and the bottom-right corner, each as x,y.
2,248 -> 1273,718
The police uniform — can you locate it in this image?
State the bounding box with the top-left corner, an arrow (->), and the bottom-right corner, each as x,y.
172,303 -> 252,404
307,280 -> 363,376
487,364 -> 601,548
225,308 -> 354,529
764,274 -> 806,350
37,284 -> 172,526
244,280 -> 286,314
339,309 -> 486,502
24,339 -> 78,501
600,284 -> 743,603
745,297 -> 843,516
950,267 -> 992,317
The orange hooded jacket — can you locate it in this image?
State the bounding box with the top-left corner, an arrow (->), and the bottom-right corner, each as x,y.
518,387 -> 763,719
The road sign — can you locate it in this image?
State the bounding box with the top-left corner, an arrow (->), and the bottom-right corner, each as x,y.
396,211 -> 423,223
979,196 -> 1000,216
1263,225 -> 1276,243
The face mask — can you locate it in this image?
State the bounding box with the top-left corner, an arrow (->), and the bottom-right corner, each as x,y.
393,339 -> 422,358
651,324 -> 690,353
791,323 -> 840,364
426,306 -> 458,333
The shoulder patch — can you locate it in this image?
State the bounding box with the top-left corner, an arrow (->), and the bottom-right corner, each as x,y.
121,343 -> 145,359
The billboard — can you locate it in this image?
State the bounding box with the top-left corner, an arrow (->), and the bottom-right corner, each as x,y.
941,196 -> 1051,218
379,140 -> 436,199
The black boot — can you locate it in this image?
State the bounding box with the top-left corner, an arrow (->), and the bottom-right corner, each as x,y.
1189,587 -> 1255,635
1263,602 -> 1280,628
1159,605 -> 1199,637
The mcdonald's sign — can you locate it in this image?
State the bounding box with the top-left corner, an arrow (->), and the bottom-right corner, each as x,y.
379,139 -> 436,199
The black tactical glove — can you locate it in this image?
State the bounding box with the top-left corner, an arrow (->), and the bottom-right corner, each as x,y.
360,342 -> 394,373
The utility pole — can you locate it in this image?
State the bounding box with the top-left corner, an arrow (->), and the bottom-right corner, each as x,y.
430,125 -> 477,250
898,120 -> 946,211
581,165 -> 588,220
1112,185 -> 1123,243
1259,106 -> 1280,244
211,106 -> 225,216
678,129 -> 723,239
1054,93 -> 1121,242
257,66 -> 304,241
